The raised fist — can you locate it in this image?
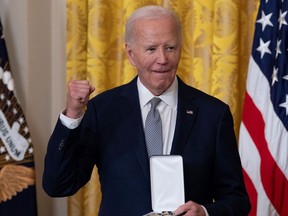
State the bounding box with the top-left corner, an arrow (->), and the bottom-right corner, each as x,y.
66,80 -> 95,118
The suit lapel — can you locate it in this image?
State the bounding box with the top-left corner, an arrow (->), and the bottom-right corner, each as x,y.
118,77 -> 150,182
171,78 -> 198,155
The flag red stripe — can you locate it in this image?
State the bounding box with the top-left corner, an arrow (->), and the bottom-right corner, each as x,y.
242,168 -> 257,216
242,92 -> 288,215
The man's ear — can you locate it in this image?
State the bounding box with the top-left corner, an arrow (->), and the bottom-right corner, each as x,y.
125,44 -> 136,66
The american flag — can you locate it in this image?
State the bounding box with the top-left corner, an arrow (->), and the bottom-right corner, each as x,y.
239,0 -> 288,215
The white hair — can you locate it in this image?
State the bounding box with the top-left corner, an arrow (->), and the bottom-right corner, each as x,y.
125,5 -> 182,45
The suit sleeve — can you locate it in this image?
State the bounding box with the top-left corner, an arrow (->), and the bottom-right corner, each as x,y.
204,106 -> 251,215
42,116 -> 97,197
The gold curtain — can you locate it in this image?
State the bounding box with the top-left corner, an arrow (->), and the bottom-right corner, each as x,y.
66,0 -> 260,215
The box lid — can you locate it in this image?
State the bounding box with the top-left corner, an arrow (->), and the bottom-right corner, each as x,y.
150,155 -> 185,213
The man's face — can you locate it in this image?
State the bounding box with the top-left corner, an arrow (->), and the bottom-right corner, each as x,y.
126,16 -> 181,96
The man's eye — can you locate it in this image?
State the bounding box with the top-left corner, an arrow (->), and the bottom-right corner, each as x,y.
166,46 -> 175,51
146,48 -> 156,52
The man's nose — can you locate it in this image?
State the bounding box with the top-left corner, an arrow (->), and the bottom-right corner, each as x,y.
156,48 -> 168,64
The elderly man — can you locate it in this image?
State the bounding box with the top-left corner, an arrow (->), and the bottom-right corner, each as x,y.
43,5 -> 251,216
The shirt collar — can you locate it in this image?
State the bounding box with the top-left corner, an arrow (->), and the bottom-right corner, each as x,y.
137,76 -> 178,109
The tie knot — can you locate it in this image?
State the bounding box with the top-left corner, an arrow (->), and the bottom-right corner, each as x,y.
150,97 -> 161,109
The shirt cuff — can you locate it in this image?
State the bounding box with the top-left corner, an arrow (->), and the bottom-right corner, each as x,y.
201,205 -> 209,216
59,110 -> 84,129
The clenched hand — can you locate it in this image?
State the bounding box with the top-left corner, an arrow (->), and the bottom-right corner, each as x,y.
66,80 -> 95,119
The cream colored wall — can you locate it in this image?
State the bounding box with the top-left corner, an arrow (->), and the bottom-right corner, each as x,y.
0,0 -> 67,215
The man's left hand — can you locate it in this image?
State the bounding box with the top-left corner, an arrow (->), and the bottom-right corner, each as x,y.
173,201 -> 206,216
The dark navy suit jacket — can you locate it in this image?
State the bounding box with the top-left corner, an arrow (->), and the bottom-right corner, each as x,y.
43,76 -> 250,216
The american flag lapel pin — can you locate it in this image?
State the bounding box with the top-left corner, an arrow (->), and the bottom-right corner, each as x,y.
186,110 -> 193,115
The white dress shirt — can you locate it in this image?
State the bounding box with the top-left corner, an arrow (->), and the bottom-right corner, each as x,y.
137,77 -> 178,155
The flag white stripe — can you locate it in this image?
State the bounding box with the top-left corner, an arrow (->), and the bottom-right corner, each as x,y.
245,57 -> 288,179
239,123 -> 278,216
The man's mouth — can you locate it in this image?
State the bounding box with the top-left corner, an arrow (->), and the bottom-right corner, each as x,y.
152,69 -> 170,73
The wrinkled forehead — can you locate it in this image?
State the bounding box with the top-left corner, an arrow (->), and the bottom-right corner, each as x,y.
128,16 -> 182,46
